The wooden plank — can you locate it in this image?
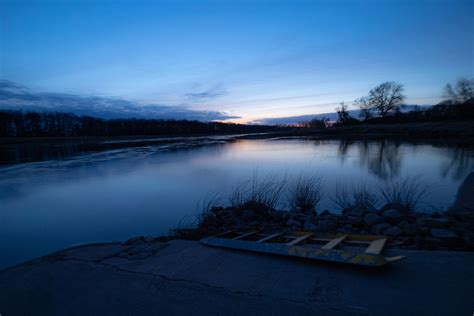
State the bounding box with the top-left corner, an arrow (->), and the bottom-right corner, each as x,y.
286,233 -> 313,246
312,237 -> 371,245
384,255 -> 405,262
212,231 -> 233,238
322,235 -> 347,250
365,238 -> 387,254
257,232 -> 283,243
232,231 -> 257,240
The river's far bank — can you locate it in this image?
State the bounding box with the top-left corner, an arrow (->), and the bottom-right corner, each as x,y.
288,120 -> 474,141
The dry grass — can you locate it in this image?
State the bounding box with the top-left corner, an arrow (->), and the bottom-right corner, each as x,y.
380,177 -> 430,211
229,173 -> 287,211
333,182 -> 379,210
286,175 -> 322,212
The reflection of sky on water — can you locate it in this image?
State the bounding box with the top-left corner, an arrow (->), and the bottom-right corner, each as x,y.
0,139 -> 473,269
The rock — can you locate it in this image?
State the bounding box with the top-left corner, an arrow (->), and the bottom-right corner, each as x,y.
320,210 -> 331,217
380,202 -> 408,214
364,213 -> 384,226
383,226 -> 402,237
350,207 -> 366,217
271,210 -> 286,222
247,220 -> 260,227
291,213 -> 307,223
341,208 -> 351,216
366,204 -> 378,213
306,214 -> 318,225
304,221 -> 318,231
398,221 -> 417,236
371,223 -> 391,235
241,210 -> 256,221
382,209 -> 404,224
431,228 -> 458,240
317,219 -> 337,232
347,216 -> 363,226
286,218 -> 302,228
422,217 -> 451,228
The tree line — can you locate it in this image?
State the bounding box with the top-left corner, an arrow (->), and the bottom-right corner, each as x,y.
307,78 -> 474,128
0,111 -> 280,137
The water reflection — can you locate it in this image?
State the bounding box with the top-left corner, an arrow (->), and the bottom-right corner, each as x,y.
441,146 -> 474,180
338,140 -> 402,180
335,140 -> 474,181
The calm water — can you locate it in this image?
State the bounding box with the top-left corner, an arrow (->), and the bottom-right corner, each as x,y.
1,137 -> 473,268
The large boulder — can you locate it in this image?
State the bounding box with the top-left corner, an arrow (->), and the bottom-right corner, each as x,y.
364,213 -> 384,226
371,222 -> 391,235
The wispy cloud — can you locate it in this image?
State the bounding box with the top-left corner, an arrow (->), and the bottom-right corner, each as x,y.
185,84 -> 227,101
0,80 -> 239,121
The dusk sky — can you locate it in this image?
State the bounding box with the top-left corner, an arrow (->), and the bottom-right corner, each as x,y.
1,0 -> 473,123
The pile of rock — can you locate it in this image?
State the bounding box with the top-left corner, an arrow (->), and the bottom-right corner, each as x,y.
191,203 -> 474,251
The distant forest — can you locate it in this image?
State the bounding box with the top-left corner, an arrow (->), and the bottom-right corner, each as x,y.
0,111 -> 280,137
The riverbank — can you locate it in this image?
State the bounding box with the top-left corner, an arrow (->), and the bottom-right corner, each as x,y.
170,203 -> 474,252
292,120 -> 474,141
1,239 -> 473,315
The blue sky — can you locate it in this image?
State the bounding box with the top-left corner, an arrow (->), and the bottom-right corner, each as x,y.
1,0 -> 473,122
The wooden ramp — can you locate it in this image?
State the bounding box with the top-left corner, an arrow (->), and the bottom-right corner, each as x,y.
201,231 -> 405,267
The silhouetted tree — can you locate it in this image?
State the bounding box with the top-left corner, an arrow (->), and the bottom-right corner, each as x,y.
355,96 -> 372,121
335,102 -> 350,122
302,117 -> 328,129
443,78 -> 474,104
365,82 -> 405,117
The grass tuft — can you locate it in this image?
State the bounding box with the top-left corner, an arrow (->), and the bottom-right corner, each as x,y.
286,174 -> 322,212
229,173 -> 286,212
333,182 -> 379,210
380,177 -> 430,212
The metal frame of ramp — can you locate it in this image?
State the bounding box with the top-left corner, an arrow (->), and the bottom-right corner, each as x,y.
200,231 -> 405,267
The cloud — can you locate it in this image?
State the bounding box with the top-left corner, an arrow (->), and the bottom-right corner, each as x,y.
185,85 -> 227,101
0,80 -> 239,121
250,112 -> 343,125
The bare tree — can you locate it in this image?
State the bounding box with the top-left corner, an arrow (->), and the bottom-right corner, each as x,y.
355,96 -> 372,121
443,78 -> 474,104
366,82 -> 405,117
335,102 -> 352,123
